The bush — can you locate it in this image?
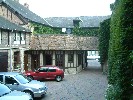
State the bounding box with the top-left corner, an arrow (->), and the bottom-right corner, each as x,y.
105,84 -> 123,100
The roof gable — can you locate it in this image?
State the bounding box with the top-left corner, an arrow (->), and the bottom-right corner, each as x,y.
0,0 -> 51,26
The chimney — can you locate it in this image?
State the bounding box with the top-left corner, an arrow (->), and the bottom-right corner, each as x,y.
73,17 -> 81,27
24,3 -> 29,9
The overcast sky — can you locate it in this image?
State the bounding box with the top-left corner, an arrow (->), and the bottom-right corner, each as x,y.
19,0 -> 115,18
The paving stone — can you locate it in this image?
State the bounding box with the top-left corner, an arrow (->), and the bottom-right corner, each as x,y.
39,64 -> 107,100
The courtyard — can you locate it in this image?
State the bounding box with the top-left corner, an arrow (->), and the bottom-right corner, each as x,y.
39,60 -> 108,100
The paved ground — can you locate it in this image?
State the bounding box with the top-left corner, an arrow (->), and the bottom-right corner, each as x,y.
37,60 -> 108,100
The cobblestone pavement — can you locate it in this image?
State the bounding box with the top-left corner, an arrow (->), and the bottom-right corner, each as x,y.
37,60 -> 108,100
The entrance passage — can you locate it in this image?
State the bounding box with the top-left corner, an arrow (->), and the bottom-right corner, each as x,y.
0,52 -> 8,72
45,54 -> 52,65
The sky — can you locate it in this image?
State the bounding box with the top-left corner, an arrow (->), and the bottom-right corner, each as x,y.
19,0 -> 115,18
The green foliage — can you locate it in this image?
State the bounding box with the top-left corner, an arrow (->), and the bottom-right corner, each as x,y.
30,23 -> 63,34
105,84 -> 123,100
30,22 -> 98,36
107,0 -> 133,99
72,26 -> 99,36
98,18 -> 110,66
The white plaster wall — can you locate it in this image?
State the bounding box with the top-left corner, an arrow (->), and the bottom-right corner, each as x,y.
65,53 -> 68,67
74,51 -> 76,67
20,49 -> 24,73
52,51 -> 55,65
40,52 -> 43,66
65,68 -> 76,75
77,65 -> 82,73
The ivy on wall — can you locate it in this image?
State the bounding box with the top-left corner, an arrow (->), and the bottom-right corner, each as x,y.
30,23 -> 63,34
72,26 -> 99,36
30,22 -> 99,36
98,18 -> 110,66
106,0 -> 133,99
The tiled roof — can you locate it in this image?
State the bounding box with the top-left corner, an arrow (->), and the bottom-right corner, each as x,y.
30,34 -> 99,50
0,16 -> 30,32
45,16 -> 110,28
0,0 -> 51,26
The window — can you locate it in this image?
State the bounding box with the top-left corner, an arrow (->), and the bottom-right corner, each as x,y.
78,54 -> 82,65
14,32 -> 26,44
66,28 -> 71,34
68,51 -> 74,63
68,54 -> 74,63
16,33 -> 20,41
0,75 -> 3,82
5,76 -> 17,84
21,33 -> 26,44
38,68 -> 48,72
14,32 -> 20,41
21,33 -> 25,41
48,69 -> 56,72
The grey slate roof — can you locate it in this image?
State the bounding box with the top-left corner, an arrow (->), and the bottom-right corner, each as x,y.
0,16 -> 30,32
0,0 -> 51,26
45,17 -> 75,28
45,16 -> 110,28
79,16 -> 110,27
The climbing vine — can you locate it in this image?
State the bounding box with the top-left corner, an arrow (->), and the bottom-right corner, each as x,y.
72,26 -> 99,36
98,18 -> 110,66
106,0 -> 133,99
30,22 -> 99,36
30,22 -> 63,34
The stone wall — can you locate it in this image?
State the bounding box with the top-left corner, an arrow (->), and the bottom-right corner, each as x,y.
30,34 -> 99,50
0,30 -> 30,49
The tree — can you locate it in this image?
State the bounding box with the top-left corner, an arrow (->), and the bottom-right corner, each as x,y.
99,18 -> 110,74
106,0 -> 133,99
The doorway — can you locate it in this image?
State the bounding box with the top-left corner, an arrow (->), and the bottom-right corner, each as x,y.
0,52 -> 8,72
45,54 -> 52,65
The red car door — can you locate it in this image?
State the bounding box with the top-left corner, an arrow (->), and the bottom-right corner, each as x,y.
47,68 -> 56,79
36,67 -> 48,80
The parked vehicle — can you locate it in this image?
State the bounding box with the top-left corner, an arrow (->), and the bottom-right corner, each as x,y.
0,82 -> 33,100
0,72 -> 48,98
24,66 -> 64,82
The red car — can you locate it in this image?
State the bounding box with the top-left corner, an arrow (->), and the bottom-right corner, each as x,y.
24,66 -> 64,82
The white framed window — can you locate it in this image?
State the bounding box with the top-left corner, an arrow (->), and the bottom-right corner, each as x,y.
16,33 -> 20,41
14,32 -> 20,44
14,32 -> 26,44
21,33 -> 25,41
21,33 -> 26,44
